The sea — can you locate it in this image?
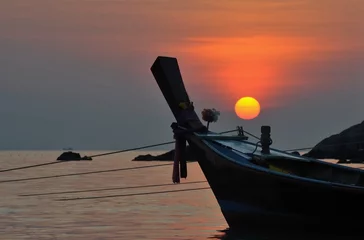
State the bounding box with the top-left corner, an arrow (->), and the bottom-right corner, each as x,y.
1,150 -> 364,240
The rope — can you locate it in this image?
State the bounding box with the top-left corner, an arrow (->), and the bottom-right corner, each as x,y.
0,163 -> 172,184
285,140 -> 364,153
243,130 -> 260,141
3,130 -> 364,176
0,161 -> 62,173
0,142 -> 175,174
88,141 -> 175,158
251,141 -> 261,154
0,129 -> 236,175
3,133 -> 364,184
218,129 -> 237,135
0,129 -> 237,174
57,187 -> 211,201
88,129 -> 238,158
19,180 -> 207,197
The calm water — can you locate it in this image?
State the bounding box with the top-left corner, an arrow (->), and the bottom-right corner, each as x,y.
0,150 -> 226,240
1,150 -> 363,240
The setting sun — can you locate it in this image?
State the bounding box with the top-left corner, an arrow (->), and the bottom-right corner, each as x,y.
235,97 -> 261,120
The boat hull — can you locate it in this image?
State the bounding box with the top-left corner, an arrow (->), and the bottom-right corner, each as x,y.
150,56 -> 364,234
190,138 -> 364,233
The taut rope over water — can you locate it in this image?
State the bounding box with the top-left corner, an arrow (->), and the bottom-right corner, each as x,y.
0,163 -> 173,184
0,129 -> 239,174
19,180 -> 207,197
284,140 -> 364,152
87,141 -> 175,158
57,187 -> 211,201
0,161 -> 62,173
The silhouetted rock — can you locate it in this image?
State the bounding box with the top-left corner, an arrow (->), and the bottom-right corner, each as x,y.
57,151 -> 92,161
134,154 -> 156,161
133,145 -> 197,161
303,121 -> 364,163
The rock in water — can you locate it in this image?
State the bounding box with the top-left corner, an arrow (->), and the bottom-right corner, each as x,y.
133,154 -> 158,161
303,121 -> 364,162
57,151 -> 92,161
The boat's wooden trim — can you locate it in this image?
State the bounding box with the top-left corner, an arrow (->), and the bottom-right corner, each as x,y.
199,135 -> 249,141
201,138 -> 364,189
258,155 -> 311,163
201,138 -> 333,185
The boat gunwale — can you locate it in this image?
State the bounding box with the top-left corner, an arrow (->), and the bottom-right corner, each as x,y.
195,134 -> 364,190
195,132 -> 364,173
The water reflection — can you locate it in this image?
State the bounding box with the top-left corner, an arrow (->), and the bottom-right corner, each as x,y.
2,152 -> 364,240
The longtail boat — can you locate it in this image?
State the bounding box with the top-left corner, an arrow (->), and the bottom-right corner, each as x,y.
151,56 -> 364,233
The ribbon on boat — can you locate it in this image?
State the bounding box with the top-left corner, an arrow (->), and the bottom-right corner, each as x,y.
179,138 -> 187,178
171,101 -> 205,184
172,136 -> 187,183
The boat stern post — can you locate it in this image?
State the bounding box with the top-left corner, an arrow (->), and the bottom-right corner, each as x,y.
261,125 -> 272,154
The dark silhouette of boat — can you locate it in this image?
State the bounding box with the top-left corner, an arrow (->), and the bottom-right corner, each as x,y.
151,56 -> 364,234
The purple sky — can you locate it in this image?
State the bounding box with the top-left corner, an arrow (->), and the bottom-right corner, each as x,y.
0,0 -> 363,150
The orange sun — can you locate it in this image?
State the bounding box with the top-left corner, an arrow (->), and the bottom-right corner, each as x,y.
235,97 -> 261,120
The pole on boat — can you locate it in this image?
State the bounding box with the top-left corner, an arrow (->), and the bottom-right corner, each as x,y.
261,126 -> 272,154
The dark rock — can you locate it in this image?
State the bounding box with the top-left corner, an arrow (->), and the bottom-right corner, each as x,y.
303,121 -> 364,162
57,151 -> 92,161
133,145 -> 197,161
134,154 -> 157,161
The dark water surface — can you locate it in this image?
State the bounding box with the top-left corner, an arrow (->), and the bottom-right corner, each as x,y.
0,151 -> 362,240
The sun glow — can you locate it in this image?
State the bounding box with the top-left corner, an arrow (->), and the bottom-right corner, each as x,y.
168,36 -> 324,109
235,97 -> 261,120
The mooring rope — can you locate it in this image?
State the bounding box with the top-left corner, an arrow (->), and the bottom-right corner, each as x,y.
0,142 -> 178,174
0,129 -> 238,174
3,127 -> 362,176
242,131 -> 260,141
88,141 -> 175,158
0,163 -> 173,184
284,140 -> 364,153
87,129 -> 239,158
19,180 -> 207,197
57,187 -> 211,201
0,161 -> 62,173
219,129 -> 240,135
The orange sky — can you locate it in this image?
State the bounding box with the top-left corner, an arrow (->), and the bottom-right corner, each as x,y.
168,36 -> 322,108
0,0 -> 363,149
